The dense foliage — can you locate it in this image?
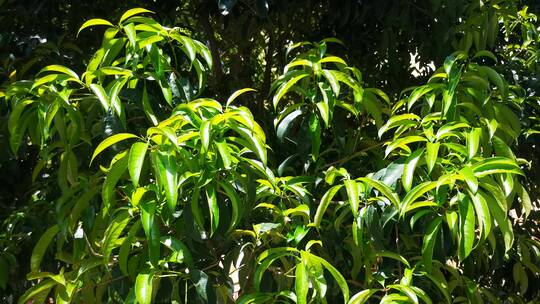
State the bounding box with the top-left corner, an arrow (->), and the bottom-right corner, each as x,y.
1,0 -> 540,303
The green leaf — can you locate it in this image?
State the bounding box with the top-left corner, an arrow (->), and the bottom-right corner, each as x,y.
460,166 -> 478,194
516,182 -> 532,218
467,128 -> 482,160
142,83 -> 159,125
102,153 -> 129,214
425,142 -> 439,174
39,65 -> 80,80
422,217 -> 442,272
314,185 -> 343,228
468,190 -> 491,242
119,221 -> 141,275
191,269 -> 214,302
387,284 -> 419,304
123,22 -> 137,48
402,180 -> 451,215
378,113 -> 420,138
276,108 -> 303,142
89,83 -> 111,111
140,200 -> 161,266
307,252 -> 349,302
31,226 -> 59,272
378,250 -> 410,268
357,177 -> 401,210
78,18 -> 114,36
135,271 -> 154,304
215,140 -> 233,169
91,133 -> 139,164
273,73 -> 310,108
385,136 -> 427,157
308,113 -> 321,159
200,120 -> 212,154
344,180 -> 359,217
152,152 -> 178,211
128,142 -> 148,187
471,157 -> 523,177
295,261 -> 309,304
226,88 -> 256,107
478,66 -> 507,99
219,181 -> 240,232
479,189 -> 514,252
17,279 -> 57,304
102,210 -> 131,264
119,8 -> 154,24
458,195 -> 476,260
206,184 -> 219,235
348,289 -> 379,304
403,149 -> 424,192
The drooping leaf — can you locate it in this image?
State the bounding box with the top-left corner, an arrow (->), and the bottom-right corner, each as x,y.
128,142 -> 148,187
91,133 -> 139,164
135,271 -> 154,304
31,226 -> 59,272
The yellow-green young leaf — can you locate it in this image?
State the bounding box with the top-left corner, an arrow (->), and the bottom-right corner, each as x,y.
460,166 -> 478,194
91,133 -> 139,164
425,142 -> 440,174
344,180 -> 360,217
119,8 -> 154,24
17,279 -> 57,304
422,217 -> 442,272
78,18 -> 114,36
135,271 -> 154,304
403,149 -> 424,192
356,177 -> 399,209
348,289 -> 379,304
467,128 -> 482,160
89,83 -> 110,111
273,73 -> 310,108
468,190 -> 491,242
314,185 -> 343,227
39,65 -> 80,80
226,88 -> 256,107
295,261 -> 309,304
128,142 -> 148,187
31,226 -> 60,272
458,195 -> 476,261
